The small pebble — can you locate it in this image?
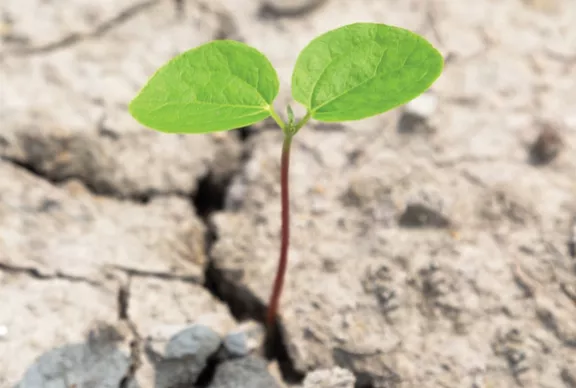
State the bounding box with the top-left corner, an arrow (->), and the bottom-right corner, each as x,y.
529,122 -> 564,164
223,331 -> 249,358
399,189 -> 451,228
209,357 -> 280,388
165,324 -> 221,359
399,93 -> 438,133
217,321 -> 265,361
404,92 -> 438,118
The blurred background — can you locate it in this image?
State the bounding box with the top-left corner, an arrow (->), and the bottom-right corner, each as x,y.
0,0 -> 575,387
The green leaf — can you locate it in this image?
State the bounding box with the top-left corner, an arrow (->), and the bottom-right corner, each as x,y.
291,23 -> 443,122
129,40 -> 279,133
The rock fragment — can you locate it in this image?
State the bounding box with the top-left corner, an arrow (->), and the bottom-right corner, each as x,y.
398,92 -> 438,134
0,274 -> 118,385
209,356 -> 281,388
155,325 -> 222,388
15,323 -> 136,388
529,122 -> 564,165
224,321 -> 265,358
398,189 -> 451,228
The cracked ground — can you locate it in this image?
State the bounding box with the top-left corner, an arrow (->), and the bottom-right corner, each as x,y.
1,0 -> 576,387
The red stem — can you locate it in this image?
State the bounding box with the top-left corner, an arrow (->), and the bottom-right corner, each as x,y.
266,134 -> 293,328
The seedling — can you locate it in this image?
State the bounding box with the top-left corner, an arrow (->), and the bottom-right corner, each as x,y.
129,23 -> 443,328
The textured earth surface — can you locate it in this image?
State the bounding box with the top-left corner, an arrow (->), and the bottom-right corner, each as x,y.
1,0 -> 575,387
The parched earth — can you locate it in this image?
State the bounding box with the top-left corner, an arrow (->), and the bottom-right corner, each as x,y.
1,0 -> 575,387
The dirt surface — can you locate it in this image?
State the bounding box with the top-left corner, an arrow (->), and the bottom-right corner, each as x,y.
1,0 -> 575,387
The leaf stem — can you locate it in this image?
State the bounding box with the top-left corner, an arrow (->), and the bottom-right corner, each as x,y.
292,110 -> 311,134
266,133 -> 293,328
269,106 -> 286,131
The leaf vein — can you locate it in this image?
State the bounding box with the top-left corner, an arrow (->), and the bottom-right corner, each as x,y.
149,100 -> 267,110
312,47 -> 389,112
307,41 -> 335,107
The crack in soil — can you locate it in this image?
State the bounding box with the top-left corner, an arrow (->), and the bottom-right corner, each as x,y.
202,224 -> 306,385
192,127 -> 377,386
1,155 -> 190,203
0,261 -> 101,287
193,129 -> 306,385
117,277 -> 143,388
1,155 -> 115,197
1,121 -> 359,385
259,0 -> 329,19
5,0 -> 159,57
111,265 -> 203,285
2,0 -> 241,59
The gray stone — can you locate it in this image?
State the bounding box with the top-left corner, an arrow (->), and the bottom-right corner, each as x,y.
132,282 -> 236,388
0,161 -> 238,386
209,356 -> 280,388
0,272 -> 119,385
165,325 -> 221,359
155,325 -> 222,388
15,324 -> 137,388
222,331 -> 249,358
219,321 -> 265,360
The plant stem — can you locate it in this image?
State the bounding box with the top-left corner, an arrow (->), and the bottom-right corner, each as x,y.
266,133 -> 293,328
265,108 -> 310,328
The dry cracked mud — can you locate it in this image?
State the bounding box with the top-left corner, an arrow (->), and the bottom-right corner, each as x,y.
1,0 -> 575,387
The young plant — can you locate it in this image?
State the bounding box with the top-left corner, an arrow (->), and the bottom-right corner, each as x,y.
129,23 -> 443,328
